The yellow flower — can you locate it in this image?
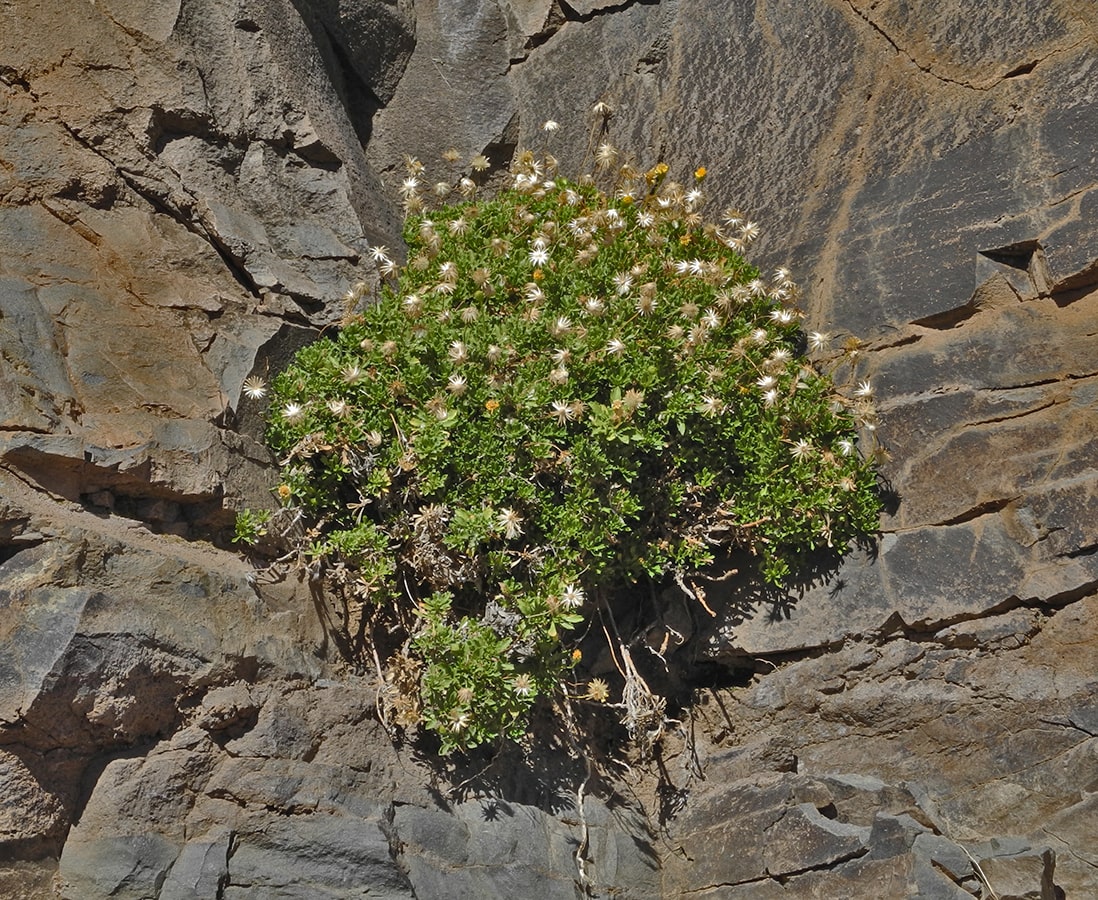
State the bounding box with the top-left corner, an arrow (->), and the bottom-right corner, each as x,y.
645,162 -> 669,184
571,649 -> 582,664
694,166 -> 707,180
277,484 -> 292,500
484,399 -> 500,413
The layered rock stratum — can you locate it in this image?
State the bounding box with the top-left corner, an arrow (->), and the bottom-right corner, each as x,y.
1,1 -> 1095,897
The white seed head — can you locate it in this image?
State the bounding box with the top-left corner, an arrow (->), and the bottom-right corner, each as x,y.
242,376 -> 267,400
561,584 -> 585,608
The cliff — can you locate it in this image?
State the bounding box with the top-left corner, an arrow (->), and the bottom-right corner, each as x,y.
1,1 -> 1095,897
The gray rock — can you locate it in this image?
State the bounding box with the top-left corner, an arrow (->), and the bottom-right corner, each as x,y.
296,0 -> 417,106
764,803 -> 870,876
367,0 -> 517,177
865,813 -> 929,860
158,830 -> 232,900
0,280 -> 73,432
912,832 -> 975,888
391,797 -> 659,900
59,833 -> 180,900
222,814 -> 412,899
0,576 -> 92,727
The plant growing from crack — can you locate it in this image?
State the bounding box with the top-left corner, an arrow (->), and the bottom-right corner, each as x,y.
237,121 -> 881,754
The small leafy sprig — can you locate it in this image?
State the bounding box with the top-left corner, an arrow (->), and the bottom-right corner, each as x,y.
246,141 -> 880,752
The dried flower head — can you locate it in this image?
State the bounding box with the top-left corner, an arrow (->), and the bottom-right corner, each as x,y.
595,142 -> 618,168
585,679 -> 610,702
448,341 -> 468,364
549,399 -> 574,424
790,438 -> 813,461
498,507 -> 524,540
242,376 -> 267,400
613,272 -> 633,296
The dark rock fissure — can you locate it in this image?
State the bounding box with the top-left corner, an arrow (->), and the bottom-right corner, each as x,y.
1003,59 -> 1038,78
841,0 -> 988,90
557,0 -> 663,26
0,536 -> 45,567
980,239 -> 1039,270
2,448 -> 235,543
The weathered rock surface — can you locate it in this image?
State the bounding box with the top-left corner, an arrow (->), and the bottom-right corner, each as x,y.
1,0 -> 1096,897
661,592 -> 1098,896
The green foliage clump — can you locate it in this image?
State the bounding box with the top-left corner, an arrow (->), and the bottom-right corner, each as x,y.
232,508 -> 272,545
247,149 -> 880,752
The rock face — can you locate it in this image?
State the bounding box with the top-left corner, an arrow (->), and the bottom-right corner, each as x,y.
0,0 -> 1095,898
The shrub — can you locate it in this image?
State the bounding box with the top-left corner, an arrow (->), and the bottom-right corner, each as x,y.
244,142 -> 880,753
